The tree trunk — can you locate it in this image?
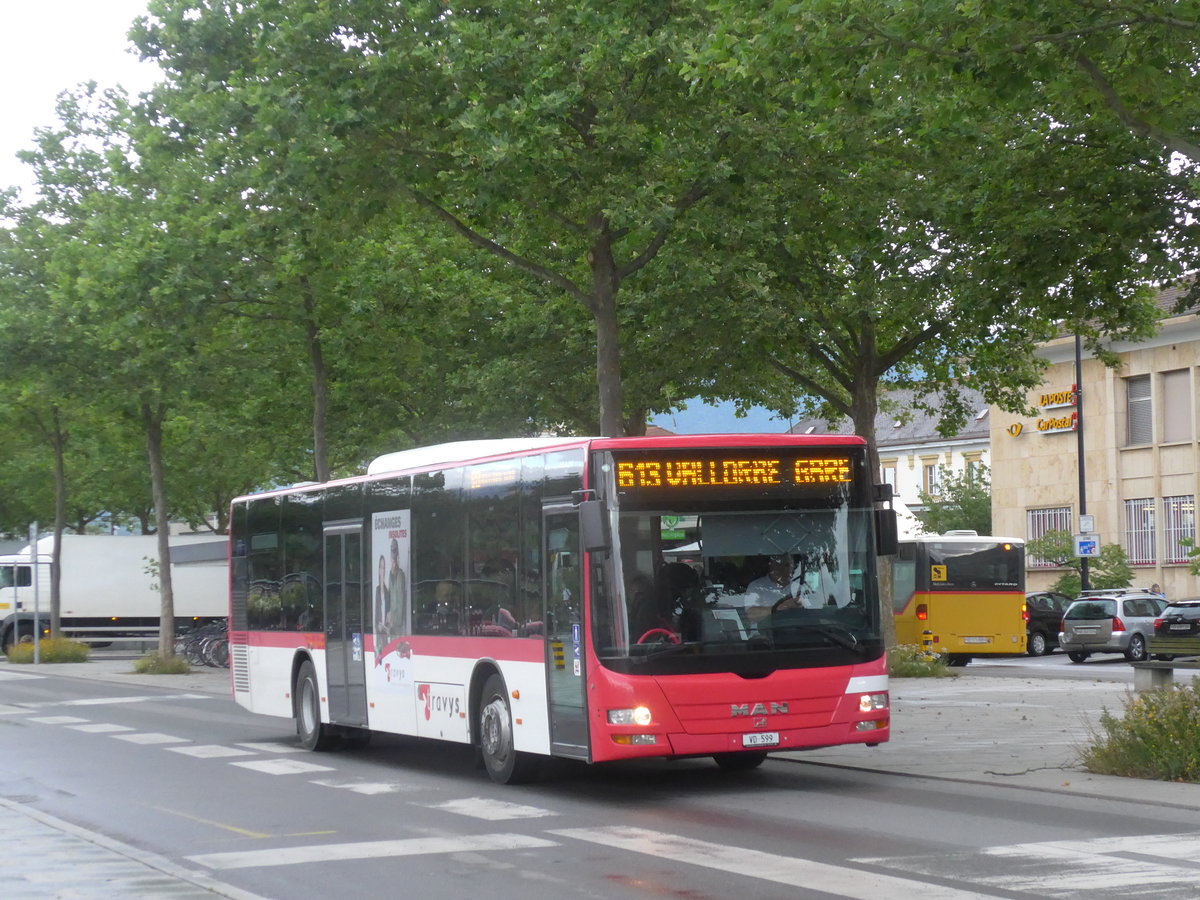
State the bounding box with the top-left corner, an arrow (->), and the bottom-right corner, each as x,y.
143,401 -> 177,658
588,233 -> 625,437
50,408 -> 67,639
847,361 -> 897,650
301,277 -> 331,482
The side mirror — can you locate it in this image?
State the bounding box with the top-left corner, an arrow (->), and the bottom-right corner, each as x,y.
578,499 -> 610,553
875,508 -> 898,556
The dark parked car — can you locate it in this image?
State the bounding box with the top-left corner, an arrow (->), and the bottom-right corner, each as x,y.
1059,590 -> 1168,663
1024,590 -> 1071,656
1154,599 -> 1200,637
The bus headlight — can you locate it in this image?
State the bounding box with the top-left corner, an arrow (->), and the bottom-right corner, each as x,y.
858,693 -> 888,713
607,706 -> 653,726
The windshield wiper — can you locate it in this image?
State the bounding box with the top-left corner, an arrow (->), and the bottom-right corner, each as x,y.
757,620 -> 863,653
807,624 -> 860,652
639,640 -> 707,659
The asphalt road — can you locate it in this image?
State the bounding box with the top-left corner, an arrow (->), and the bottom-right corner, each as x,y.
2,654 -> 1199,899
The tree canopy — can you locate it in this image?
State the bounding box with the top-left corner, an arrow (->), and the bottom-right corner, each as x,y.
0,0 -> 1196,547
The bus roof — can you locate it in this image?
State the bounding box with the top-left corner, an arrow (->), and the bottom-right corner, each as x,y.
366,433 -> 869,476
903,533 -> 1024,546
234,433 -> 872,502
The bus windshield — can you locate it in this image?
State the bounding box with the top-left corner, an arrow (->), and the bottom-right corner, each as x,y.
593,506 -> 882,671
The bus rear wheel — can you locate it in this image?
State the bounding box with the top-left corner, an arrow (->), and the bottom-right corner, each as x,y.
295,660 -> 337,751
479,674 -> 540,784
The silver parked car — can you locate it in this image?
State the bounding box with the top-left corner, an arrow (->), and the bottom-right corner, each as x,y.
1058,590 -> 1168,663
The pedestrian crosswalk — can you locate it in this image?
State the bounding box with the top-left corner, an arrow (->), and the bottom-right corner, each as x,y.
7,698 -> 1200,898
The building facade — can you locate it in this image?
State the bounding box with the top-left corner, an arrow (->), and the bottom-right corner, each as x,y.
990,286 -> 1200,597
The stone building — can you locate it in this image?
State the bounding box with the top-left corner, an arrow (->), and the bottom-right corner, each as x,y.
989,284 -> 1200,597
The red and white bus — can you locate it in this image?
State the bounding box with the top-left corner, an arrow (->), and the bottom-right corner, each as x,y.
228,434 -> 894,783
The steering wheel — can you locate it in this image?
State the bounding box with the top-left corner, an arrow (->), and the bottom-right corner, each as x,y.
771,595 -> 799,613
637,627 -> 681,645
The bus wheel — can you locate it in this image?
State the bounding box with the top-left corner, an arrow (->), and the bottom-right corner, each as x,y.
295,660 -> 337,751
479,674 -> 539,784
713,752 -> 767,771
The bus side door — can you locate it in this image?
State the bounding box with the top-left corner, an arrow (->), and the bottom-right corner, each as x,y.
543,503 -> 589,759
323,522 -> 368,727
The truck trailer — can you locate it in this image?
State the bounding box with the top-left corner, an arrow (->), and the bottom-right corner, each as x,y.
0,533 -> 227,652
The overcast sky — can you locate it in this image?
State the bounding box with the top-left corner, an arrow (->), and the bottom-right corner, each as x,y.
2,0 -> 160,200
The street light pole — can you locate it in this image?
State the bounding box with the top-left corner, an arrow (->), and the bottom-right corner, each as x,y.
1075,334 -> 1090,592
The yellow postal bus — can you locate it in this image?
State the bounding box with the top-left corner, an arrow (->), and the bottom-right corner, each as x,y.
893,532 -> 1025,665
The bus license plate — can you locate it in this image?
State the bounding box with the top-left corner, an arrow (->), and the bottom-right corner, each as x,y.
962,637 -> 991,644
742,732 -> 779,748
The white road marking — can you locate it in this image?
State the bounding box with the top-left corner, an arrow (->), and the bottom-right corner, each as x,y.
168,745 -> 257,759
188,832 -> 559,870
0,703 -> 29,714
858,831 -> 1200,898
231,758 -> 336,775
28,715 -> 90,725
551,825 -> 1007,900
112,732 -> 190,745
236,742 -> 305,754
311,780 -> 416,795
18,693 -> 213,708
423,797 -> 557,820
0,670 -> 42,681
68,723 -> 135,733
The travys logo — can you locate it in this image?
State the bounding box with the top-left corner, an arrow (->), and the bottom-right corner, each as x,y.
417,683 -> 462,721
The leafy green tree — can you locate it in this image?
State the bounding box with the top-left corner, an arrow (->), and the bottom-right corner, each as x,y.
823,1 -> 1200,170
1026,529 -> 1134,597
917,466 -> 992,536
14,84 -> 266,655
692,7 -> 1195,479
134,0 -> 743,437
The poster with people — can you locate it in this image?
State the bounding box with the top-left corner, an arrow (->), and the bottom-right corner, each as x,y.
372,510 -> 412,690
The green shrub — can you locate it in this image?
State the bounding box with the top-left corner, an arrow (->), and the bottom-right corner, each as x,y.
888,643 -> 957,678
1081,682 -> 1200,782
5,637 -> 91,663
133,652 -> 191,675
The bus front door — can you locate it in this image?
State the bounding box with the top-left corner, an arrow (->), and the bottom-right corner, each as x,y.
323,523 -> 368,727
543,505 -> 589,759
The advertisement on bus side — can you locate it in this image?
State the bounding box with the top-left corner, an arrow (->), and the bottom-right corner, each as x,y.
372,509 -> 413,690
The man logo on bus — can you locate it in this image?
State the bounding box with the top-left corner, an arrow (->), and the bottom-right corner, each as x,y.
731,702 -> 788,717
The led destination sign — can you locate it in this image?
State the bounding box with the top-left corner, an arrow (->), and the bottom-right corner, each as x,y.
615,456 -> 854,490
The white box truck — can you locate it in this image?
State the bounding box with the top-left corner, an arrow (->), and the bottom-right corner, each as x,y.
0,533 -> 227,652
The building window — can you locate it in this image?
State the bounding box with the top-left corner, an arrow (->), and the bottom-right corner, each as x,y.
1163,495 -> 1196,565
1162,370 -> 1192,444
1126,375 -> 1152,445
1027,506 -> 1071,568
964,455 -> 985,482
1124,498 -> 1156,565
923,462 -> 940,496
880,462 -> 897,490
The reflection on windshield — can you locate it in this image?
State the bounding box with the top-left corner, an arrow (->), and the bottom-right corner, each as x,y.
594,508 -> 880,661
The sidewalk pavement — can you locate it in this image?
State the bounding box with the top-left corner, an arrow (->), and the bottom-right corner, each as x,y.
1,657 -> 1199,896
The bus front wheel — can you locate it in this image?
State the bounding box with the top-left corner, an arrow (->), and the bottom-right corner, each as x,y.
295,660 -> 337,751
479,673 -> 540,785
